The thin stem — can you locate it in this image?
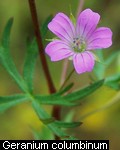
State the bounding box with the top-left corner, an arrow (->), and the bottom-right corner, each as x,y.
59,69 -> 75,91
76,0 -> 85,17
28,0 -> 61,140
52,69 -> 75,140
28,0 -> 56,94
79,92 -> 120,121
52,105 -> 61,140
60,59 -> 69,86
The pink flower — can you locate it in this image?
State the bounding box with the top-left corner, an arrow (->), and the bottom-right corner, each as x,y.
45,9 -> 112,74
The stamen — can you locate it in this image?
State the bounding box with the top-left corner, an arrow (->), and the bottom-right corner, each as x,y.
72,37 -> 86,53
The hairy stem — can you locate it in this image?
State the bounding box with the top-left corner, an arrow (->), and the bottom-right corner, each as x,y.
28,0 -> 56,94
28,0 -> 61,140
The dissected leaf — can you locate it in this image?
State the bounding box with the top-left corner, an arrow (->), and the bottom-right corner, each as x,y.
54,121 -> 82,128
0,94 -> 29,112
63,80 -> 104,102
32,101 -> 68,138
34,80 -> 104,106
105,73 -> 120,83
58,83 -> 74,95
23,38 -> 38,93
105,73 -> 120,90
1,18 -> 13,49
35,95 -> 78,106
40,118 -> 55,124
0,47 -> 28,92
0,18 -> 28,92
63,110 -> 75,122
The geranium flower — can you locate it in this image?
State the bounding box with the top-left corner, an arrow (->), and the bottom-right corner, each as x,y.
45,9 -> 112,74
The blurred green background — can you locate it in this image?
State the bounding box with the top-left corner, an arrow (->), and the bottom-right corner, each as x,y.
0,0 -> 120,149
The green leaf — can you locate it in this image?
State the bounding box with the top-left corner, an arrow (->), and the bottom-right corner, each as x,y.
35,95 -> 78,106
63,80 -> 104,102
1,18 -> 13,49
40,118 -> 55,124
35,80 -> 104,106
41,15 -> 53,39
105,73 -> 120,90
63,110 -> 75,122
0,19 -> 28,92
0,94 -> 29,112
58,83 -> 74,95
105,82 -> 120,90
32,101 -> 69,138
0,47 -> 28,92
23,39 -> 38,93
105,73 -> 120,83
54,121 -> 82,128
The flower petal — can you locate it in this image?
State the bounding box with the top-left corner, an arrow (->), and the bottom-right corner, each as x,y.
48,13 -> 75,43
45,40 -> 73,61
83,51 -> 95,71
73,51 -> 95,74
76,9 -> 100,39
87,27 -> 112,50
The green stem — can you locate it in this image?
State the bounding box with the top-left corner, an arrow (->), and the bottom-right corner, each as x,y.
59,69 -> 75,91
60,59 -> 69,86
79,92 -> 120,120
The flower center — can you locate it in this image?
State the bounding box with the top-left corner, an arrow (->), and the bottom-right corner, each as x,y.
72,38 -> 86,53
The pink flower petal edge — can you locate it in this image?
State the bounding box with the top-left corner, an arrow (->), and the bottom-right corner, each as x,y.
48,13 -> 75,43
87,27 -> 112,50
45,8 -> 112,74
76,9 -> 100,39
73,51 -> 95,74
45,40 -> 73,61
